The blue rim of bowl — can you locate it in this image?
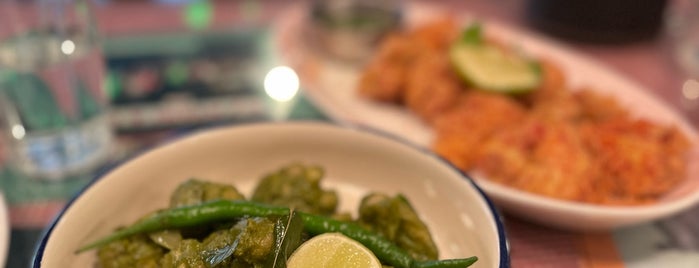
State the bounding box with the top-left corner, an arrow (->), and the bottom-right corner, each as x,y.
32,120 -> 510,268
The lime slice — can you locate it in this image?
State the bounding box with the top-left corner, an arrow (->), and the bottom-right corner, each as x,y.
450,42 -> 541,93
287,232 -> 382,268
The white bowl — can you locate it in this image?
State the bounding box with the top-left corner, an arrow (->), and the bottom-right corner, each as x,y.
0,192 -> 9,267
33,122 -> 508,268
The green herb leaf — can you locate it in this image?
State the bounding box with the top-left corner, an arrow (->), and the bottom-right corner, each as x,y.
461,22 -> 483,45
268,209 -> 305,268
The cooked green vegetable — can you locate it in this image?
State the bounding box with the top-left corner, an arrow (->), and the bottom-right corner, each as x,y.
152,179 -> 246,258
96,233 -> 164,268
252,163 -> 337,215
413,257 -> 479,268
358,193 -> 439,261
199,225 -> 239,267
77,201 -> 287,253
79,200 -> 476,268
81,163 -> 478,268
148,229 -> 182,250
231,217 -> 276,264
170,179 -> 245,208
160,239 -> 207,267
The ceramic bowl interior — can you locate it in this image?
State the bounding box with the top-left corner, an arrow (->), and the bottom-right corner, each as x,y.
0,193 -> 9,267
34,122 -> 508,268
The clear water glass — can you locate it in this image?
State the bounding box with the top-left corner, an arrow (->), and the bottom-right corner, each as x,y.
0,0 -> 113,181
667,0 -> 699,80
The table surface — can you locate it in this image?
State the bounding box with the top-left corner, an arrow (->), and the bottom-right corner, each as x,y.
2,0 -> 699,267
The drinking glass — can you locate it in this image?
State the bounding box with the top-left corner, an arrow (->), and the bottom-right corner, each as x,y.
0,0 -> 113,180
667,0 -> 699,80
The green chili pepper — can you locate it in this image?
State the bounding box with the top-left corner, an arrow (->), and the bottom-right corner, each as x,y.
413,257 -> 479,268
76,200 -> 478,268
76,200 -> 288,253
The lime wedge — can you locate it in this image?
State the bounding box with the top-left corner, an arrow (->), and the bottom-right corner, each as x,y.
287,232 -> 382,268
450,42 -> 541,93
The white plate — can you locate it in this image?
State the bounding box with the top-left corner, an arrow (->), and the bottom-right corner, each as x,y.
274,2 -> 699,231
0,192 -> 9,267
35,122 -> 508,268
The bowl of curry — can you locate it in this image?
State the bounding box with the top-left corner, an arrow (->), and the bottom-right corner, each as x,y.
33,121 -> 508,268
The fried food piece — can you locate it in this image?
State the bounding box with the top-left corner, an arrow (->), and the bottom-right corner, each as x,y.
580,118 -> 691,204
474,117 -> 597,201
573,88 -> 628,122
357,18 -> 459,104
432,91 -> 526,170
520,58 -> 585,122
529,90 -> 582,123
403,51 -> 463,122
408,17 -> 459,51
358,34 -> 422,103
522,58 -> 568,104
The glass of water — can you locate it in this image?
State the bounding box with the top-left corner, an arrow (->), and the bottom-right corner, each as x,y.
667,0 -> 699,81
0,0 -> 113,181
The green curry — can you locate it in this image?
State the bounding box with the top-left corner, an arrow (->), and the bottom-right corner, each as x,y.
85,163 -> 474,268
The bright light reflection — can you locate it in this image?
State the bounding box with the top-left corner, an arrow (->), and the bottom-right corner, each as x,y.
264,66 -> 299,102
61,39 -> 75,55
683,79 -> 699,100
11,124 -> 25,139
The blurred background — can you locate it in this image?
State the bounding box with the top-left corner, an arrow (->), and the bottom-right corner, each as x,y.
1,0 -> 698,267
